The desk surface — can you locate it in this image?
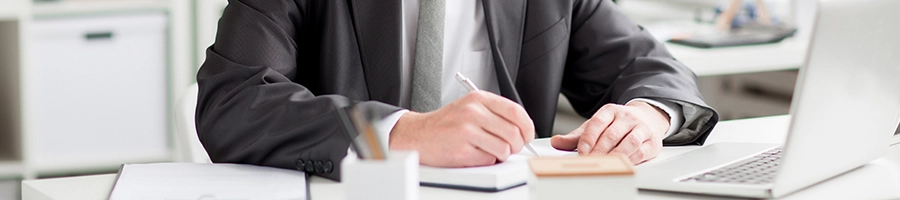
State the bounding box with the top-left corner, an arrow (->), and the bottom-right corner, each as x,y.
667,39 -> 808,77
618,0 -> 809,77
21,115 -> 900,200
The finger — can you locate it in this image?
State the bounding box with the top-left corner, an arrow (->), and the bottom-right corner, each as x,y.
628,139 -> 661,164
470,104 -> 524,153
609,124 -> 651,157
591,110 -> 638,154
464,125 -> 513,162
550,121 -> 586,151
579,104 -> 616,155
460,145 -> 499,167
550,134 -> 580,151
467,91 -> 536,143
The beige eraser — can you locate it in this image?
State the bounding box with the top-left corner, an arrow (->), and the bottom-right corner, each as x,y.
527,155 -> 636,200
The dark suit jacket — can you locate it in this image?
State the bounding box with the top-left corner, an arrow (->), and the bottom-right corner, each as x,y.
196,0 -> 719,181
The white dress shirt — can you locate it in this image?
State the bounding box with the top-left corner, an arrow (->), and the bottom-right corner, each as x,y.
372,0 -> 684,147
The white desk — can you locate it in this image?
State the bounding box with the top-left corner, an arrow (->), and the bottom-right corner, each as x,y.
21,115 -> 900,200
616,0 -> 809,77
666,39 -> 808,77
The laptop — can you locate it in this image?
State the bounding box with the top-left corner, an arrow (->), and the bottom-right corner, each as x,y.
893,113 -> 900,145
636,0 -> 900,198
894,124 -> 900,145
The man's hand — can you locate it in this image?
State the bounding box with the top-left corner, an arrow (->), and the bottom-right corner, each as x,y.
550,101 -> 670,164
389,91 -> 535,167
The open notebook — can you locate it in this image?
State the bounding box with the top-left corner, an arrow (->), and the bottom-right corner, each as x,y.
420,155 -> 530,191
419,141 -> 577,191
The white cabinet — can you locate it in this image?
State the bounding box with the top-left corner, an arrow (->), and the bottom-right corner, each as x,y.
24,12 -> 169,175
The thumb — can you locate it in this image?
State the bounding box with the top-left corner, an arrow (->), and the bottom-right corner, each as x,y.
550,126 -> 584,151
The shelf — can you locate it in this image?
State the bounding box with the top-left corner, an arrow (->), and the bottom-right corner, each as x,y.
32,0 -> 169,18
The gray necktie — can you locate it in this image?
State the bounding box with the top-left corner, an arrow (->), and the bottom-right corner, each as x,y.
410,0 -> 445,112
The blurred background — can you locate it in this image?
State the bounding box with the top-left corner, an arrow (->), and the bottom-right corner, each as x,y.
0,0 -> 819,199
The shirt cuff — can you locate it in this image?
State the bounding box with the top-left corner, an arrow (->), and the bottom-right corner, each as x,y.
628,98 -> 684,139
372,109 -> 409,150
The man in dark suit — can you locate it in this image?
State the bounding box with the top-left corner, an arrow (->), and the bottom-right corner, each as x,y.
196,0 -> 718,181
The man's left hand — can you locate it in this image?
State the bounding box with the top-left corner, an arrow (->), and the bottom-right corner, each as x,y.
550,101 -> 670,164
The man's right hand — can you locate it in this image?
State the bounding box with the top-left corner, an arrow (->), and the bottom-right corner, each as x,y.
389,91 -> 535,167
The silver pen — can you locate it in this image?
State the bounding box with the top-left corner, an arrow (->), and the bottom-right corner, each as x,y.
455,72 -> 540,157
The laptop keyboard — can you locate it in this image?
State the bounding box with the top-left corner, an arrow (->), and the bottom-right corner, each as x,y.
680,147 -> 782,184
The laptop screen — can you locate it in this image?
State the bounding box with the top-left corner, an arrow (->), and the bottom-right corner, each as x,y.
894,122 -> 900,146
894,124 -> 900,136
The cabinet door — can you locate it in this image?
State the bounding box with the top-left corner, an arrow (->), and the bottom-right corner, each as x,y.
26,13 -> 169,173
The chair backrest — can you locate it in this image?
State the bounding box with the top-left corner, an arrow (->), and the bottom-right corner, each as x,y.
172,83 -> 211,163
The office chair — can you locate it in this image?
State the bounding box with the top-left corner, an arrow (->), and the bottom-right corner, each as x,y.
173,83 -> 212,163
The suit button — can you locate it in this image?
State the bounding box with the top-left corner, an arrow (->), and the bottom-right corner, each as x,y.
314,161 -> 324,173
323,161 -> 333,173
295,159 -> 305,171
304,160 -> 315,172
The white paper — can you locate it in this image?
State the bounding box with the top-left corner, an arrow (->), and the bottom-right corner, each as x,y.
109,163 -> 307,200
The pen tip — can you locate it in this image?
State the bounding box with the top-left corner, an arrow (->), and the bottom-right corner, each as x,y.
455,72 -> 466,82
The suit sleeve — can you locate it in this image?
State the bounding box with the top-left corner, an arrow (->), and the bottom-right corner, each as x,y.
563,0 -> 719,145
195,0 -> 400,181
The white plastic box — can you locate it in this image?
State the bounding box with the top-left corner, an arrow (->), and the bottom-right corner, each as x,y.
342,151 -> 419,200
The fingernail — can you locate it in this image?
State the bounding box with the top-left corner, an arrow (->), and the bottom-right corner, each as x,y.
580,144 -> 590,152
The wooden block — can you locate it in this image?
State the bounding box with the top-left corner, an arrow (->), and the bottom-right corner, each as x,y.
528,155 -> 634,177
527,155 -> 636,200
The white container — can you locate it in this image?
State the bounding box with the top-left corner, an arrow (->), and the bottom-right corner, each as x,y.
342,151 -> 419,200
528,155 -> 636,200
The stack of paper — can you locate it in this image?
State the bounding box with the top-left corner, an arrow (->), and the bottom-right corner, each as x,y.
109,163 -> 307,200
419,155 -> 530,191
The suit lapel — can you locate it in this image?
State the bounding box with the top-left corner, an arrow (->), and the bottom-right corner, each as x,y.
482,0 -> 527,104
348,0 -> 402,105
